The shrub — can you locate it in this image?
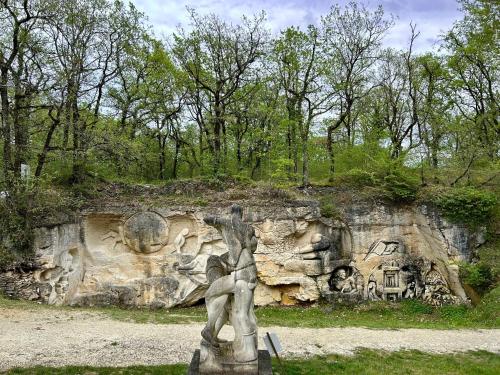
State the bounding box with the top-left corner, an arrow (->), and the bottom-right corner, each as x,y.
332,157 -> 420,203
333,168 -> 376,187
433,187 -> 497,226
382,172 -> 419,202
0,195 -> 34,270
459,262 -> 495,294
319,197 -> 339,219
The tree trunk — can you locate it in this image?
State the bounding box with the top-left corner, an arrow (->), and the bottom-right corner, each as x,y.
301,134 -> 309,186
172,140 -> 180,179
35,109 -> 61,179
1,68 -> 12,185
13,49 -> 29,179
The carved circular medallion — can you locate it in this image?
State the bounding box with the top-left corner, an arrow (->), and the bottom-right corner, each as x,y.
123,212 -> 169,254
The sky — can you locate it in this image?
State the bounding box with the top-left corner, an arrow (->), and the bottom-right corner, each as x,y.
131,0 -> 463,53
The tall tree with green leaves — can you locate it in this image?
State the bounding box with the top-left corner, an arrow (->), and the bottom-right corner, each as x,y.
444,0 -> 499,161
274,25 -> 334,186
322,1 -> 393,173
173,9 -> 267,175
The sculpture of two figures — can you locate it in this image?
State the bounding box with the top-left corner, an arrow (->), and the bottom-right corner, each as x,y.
198,204 -> 259,374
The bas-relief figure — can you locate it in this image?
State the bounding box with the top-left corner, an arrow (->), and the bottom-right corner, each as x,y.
367,277 -> 381,301
197,204 -> 259,373
330,268 -> 358,294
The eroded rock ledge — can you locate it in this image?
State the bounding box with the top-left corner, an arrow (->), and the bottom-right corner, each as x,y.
0,200 -> 483,307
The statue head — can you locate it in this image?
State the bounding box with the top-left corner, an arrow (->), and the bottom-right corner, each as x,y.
231,204 -> 243,219
336,269 -> 347,280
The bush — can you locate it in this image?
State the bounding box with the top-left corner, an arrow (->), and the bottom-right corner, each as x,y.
332,156 -> 420,203
0,195 -> 34,270
319,196 -> 339,218
382,172 -> 419,202
459,262 -> 495,294
333,168 -> 376,187
433,187 -> 497,226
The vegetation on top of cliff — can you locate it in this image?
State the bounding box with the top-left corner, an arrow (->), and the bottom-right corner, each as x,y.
431,187 -> 498,227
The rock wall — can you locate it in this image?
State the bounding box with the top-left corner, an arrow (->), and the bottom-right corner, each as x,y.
0,201 -> 481,307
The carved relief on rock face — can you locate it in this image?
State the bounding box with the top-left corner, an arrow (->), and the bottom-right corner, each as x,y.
367,275 -> 381,301
329,266 -> 361,294
422,266 -> 459,306
123,212 -> 169,254
364,239 -> 403,261
174,228 -> 190,253
359,238 -> 426,302
9,203 -> 473,309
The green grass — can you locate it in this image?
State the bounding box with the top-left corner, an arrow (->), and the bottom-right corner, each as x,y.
1,288 -> 499,329
254,294 -> 499,329
273,349 -> 500,375
6,364 -> 188,374
5,350 -> 500,374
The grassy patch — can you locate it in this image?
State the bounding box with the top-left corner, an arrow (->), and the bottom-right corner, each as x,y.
6,350 -> 500,375
6,363 -> 188,374
255,297 -> 499,329
273,349 -> 500,375
1,292 -> 499,329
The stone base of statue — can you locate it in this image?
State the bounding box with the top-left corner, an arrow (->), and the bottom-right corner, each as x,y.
187,341 -> 272,375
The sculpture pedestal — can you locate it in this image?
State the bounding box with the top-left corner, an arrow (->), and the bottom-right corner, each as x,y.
187,346 -> 273,375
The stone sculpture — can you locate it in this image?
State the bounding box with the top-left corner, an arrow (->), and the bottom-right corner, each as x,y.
367,276 -> 381,301
196,204 -> 259,373
330,267 -> 358,294
174,228 -> 190,253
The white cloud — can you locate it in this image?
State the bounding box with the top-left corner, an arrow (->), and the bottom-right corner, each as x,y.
130,0 -> 463,52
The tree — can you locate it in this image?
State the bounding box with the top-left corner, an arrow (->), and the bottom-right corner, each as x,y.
173,9 -> 267,175
444,0 -> 499,160
322,1 -> 393,173
274,25 -> 334,186
0,0 -> 50,185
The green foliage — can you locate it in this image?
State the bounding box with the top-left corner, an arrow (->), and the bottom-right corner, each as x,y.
333,168 -> 377,187
192,197 -> 209,207
460,262 -> 495,294
2,290 -> 499,329
433,187 -> 497,226
319,196 -> 339,219
7,351 -> 500,375
439,304 -> 469,321
0,184 -> 35,269
400,299 -> 433,315
382,171 -> 419,202
270,158 -> 296,184
331,150 -> 420,203
468,285 -> 500,325
475,235 -> 500,277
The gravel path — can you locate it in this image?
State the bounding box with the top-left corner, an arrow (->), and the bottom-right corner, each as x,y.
0,307 -> 499,370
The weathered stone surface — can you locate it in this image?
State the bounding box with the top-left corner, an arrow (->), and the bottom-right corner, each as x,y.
0,201 -> 479,307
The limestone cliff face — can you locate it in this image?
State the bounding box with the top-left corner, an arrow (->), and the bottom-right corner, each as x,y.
0,201 -> 482,307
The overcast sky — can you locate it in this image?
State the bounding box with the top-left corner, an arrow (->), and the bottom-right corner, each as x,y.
131,0 -> 463,52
